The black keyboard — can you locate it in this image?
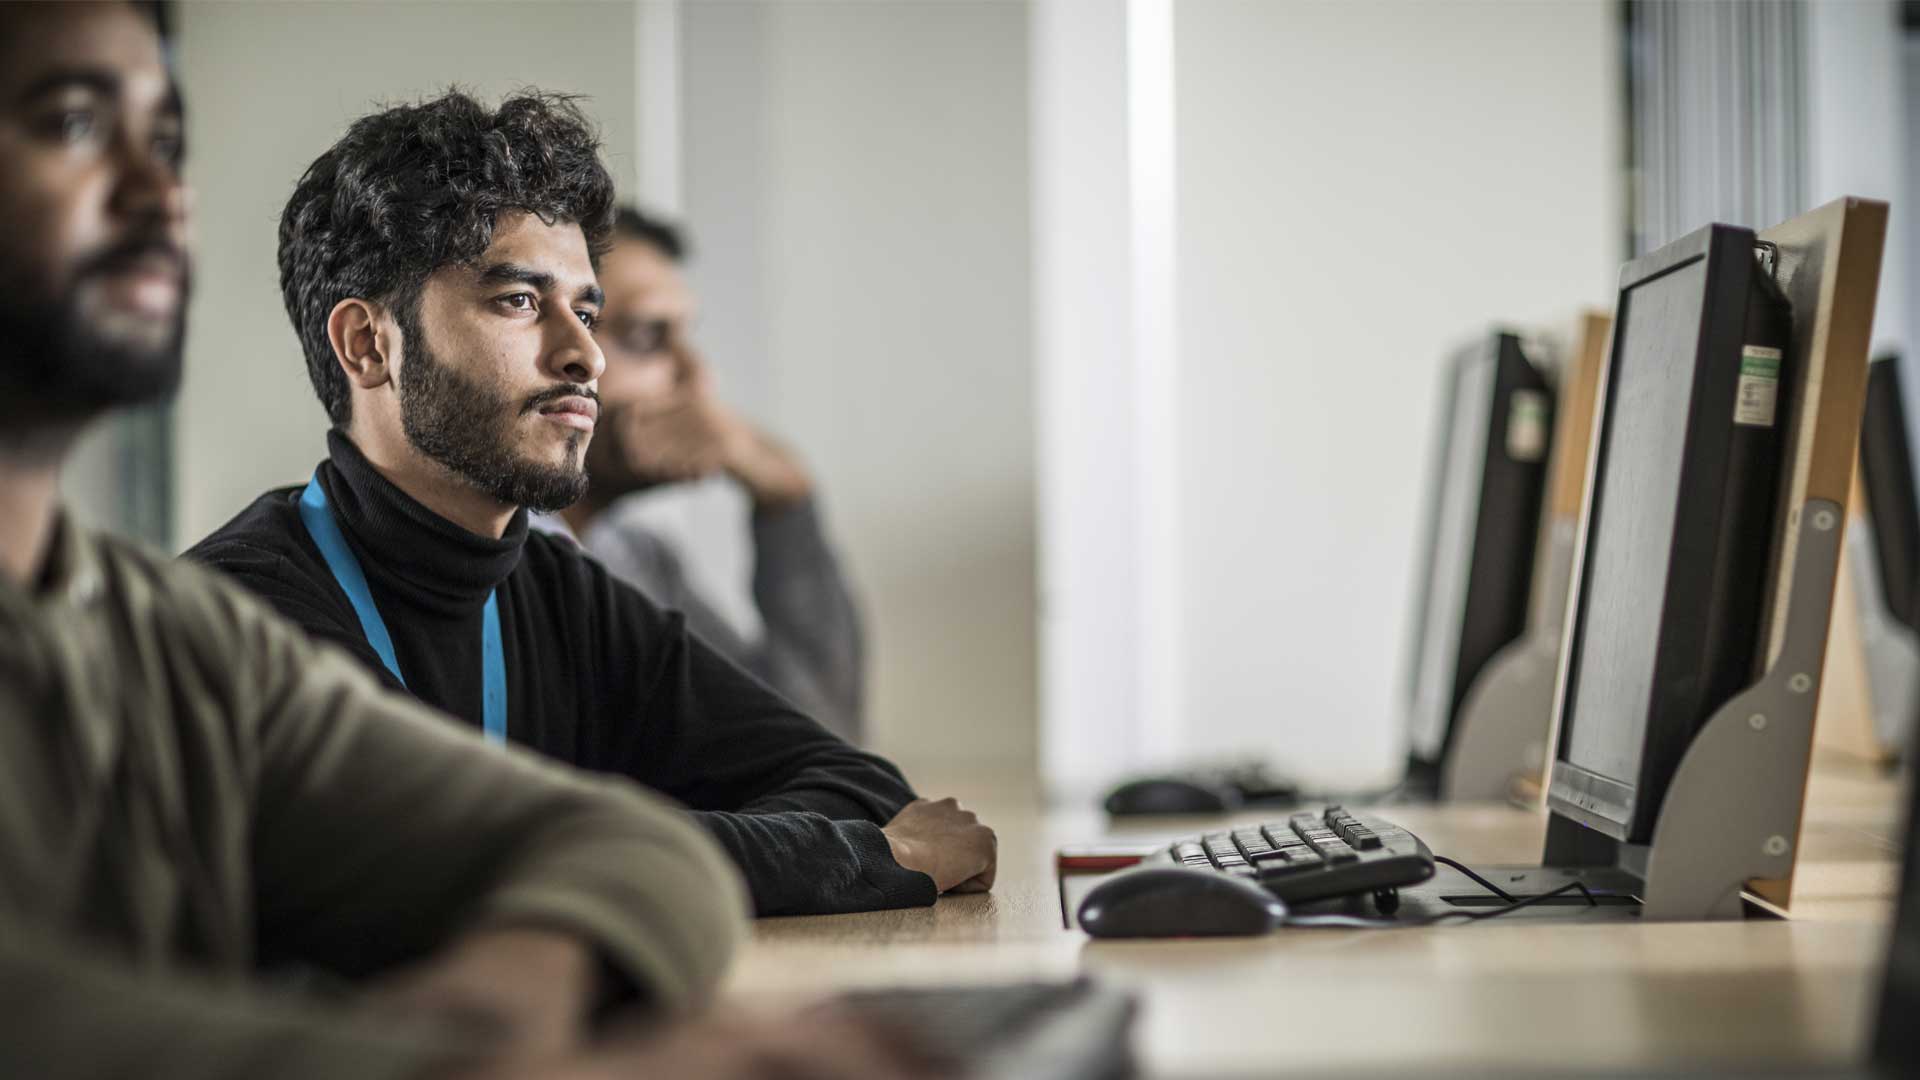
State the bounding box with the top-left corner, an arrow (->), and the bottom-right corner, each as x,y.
834,978 -> 1137,1080
1149,806 -> 1436,905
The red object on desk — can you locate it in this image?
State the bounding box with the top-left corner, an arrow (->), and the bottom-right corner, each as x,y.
1056,845 -> 1157,873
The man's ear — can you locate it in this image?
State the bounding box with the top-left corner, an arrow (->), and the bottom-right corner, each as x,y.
326,298 -> 397,390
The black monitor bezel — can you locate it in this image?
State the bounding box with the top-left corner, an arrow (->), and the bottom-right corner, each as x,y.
1548,223 -> 1768,842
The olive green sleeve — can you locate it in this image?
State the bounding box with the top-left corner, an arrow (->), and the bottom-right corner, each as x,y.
219,574 -> 749,1010
0,914 -> 469,1080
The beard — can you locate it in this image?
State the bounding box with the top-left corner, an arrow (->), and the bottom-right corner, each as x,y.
394,305 -> 591,513
0,232 -> 186,423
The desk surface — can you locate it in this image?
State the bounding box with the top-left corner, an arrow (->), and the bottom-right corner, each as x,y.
725,757 -> 1906,1076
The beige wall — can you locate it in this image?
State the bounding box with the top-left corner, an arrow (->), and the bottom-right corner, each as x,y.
682,2 -> 1038,778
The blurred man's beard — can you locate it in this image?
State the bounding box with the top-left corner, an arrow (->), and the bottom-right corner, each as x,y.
0,249 -> 185,423
395,307 -> 588,514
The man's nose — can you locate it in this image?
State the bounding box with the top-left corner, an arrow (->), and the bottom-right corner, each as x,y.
112,138 -> 190,242
546,310 -> 607,385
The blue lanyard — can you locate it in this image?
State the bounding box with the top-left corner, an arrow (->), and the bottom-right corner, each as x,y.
297,472 -> 507,744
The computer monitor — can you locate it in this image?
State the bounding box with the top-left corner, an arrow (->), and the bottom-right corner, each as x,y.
1548,224 -> 1794,844
1859,354 -> 1920,633
1404,332 -> 1554,779
1872,729 -> 1920,1065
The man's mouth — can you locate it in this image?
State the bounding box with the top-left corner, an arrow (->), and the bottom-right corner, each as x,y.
534,394 -> 599,433
86,251 -> 187,319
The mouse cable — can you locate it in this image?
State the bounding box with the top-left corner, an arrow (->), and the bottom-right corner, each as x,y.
1282,854 -> 1598,930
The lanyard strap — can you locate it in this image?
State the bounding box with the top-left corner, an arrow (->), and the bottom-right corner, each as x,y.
298,472 -> 507,744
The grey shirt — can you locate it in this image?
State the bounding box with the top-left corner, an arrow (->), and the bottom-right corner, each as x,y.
554,496 -> 866,742
0,516 -> 747,1080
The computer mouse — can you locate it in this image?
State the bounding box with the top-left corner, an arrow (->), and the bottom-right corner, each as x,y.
1077,866 -> 1288,938
1103,777 -> 1241,816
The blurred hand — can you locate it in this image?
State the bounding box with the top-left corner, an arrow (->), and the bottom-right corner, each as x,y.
458,1005 -> 948,1080
881,797 -> 997,894
366,927 -> 598,1060
595,341 -> 745,487
589,338 -> 814,509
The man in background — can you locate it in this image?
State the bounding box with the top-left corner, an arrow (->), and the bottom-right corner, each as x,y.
190,89 -> 994,917
548,207 -> 865,742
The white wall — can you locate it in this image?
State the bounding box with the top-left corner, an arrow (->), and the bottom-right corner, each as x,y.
681,2 -> 1038,777
171,1 -> 638,544
1805,0 -> 1909,364
1169,0 -> 1622,786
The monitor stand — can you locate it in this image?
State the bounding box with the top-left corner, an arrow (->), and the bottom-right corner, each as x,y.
1390,495 -> 1845,924
1440,518 -> 1577,802
1842,511 -> 1920,758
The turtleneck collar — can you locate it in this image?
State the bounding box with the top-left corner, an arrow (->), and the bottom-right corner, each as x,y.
317,429 -> 527,617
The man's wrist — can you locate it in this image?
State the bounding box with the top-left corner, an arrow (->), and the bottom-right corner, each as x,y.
880,827 -> 916,873
725,425 -> 814,508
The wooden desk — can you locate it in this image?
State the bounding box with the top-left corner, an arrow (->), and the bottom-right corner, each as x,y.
726,764 -> 1903,1076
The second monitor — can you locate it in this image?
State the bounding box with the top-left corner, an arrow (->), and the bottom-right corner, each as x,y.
1403,331 -> 1554,794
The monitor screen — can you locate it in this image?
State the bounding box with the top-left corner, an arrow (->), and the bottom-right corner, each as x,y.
1560,260 -> 1707,789
1406,345 -> 1495,763
1873,722 -> 1920,1064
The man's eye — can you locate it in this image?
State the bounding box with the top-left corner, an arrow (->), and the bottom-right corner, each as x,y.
47,109 -> 98,143
499,293 -> 536,312
153,130 -> 184,167
575,309 -> 598,330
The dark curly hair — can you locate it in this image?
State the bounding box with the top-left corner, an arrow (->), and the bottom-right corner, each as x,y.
613,205 -> 688,262
278,89 -> 615,426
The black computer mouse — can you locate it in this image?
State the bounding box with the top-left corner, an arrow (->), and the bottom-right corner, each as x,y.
1078,866 -> 1288,938
1103,777 -> 1241,816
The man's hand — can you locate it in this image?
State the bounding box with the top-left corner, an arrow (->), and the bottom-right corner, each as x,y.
589,339 -> 814,509
595,342 -> 743,487
365,927 -> 600,1060
880,797 -> 997,894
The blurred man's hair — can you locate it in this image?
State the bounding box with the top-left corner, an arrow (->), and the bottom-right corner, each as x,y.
613,205 -> 688,262
279,89 -> 615,426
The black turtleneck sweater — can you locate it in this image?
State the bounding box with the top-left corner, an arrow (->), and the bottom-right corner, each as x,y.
187,431 -> 936,917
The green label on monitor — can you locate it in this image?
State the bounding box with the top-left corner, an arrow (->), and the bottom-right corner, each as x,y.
1734,345 -> 1782,427
1506,389 -> 1550,462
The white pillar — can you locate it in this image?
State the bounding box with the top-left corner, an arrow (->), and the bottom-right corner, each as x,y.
1033,0 -> 1182,801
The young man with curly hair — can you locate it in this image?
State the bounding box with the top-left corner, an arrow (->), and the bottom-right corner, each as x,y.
188,89 -> 996,918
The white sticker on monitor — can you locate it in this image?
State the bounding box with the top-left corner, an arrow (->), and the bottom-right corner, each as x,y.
1506,389 -> 1549,461
1734,346 -> 1782,427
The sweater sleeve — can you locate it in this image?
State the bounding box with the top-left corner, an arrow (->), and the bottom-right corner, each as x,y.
746,498 -> 866,743
0,915 -> 469,1080
213,571 -> 748,1010
587,564 -> 936,917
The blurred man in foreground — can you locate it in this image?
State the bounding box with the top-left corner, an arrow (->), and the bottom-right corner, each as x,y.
0,4 -> 933,1077
544,207 -> 867,742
